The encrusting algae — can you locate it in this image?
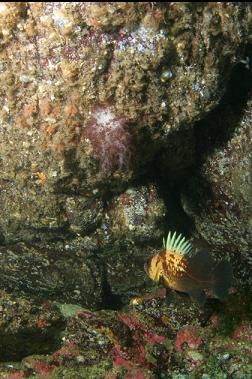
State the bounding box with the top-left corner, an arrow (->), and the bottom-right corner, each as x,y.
146,231 -> 233,305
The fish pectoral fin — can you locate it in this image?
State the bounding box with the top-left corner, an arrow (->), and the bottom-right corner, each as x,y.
158,276 -> 165,286
188,289 -> 207,306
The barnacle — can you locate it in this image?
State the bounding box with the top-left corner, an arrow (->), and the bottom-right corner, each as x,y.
162,231 -> 193,256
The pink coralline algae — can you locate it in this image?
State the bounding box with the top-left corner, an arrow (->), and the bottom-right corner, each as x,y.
6,374 -> 25,379
31,361 -> 55,376
233,324 -> 252,344
175,326 -> 203,352
83,105 -> 134,176
111,311 -> 166,377
51,341 -> 80,364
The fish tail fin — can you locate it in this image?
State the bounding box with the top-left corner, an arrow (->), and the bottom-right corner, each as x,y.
212,260 -> 233,301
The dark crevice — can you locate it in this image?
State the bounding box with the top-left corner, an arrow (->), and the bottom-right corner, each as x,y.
178,46 -> 252,219
132,44 -> 252,247
194,47 -> 252,162
100,268 -> 124,310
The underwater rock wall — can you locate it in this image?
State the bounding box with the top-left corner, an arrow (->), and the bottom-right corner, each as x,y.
182,94 -> 252,286
0,3 -> 252,378
1,288 -> 252,378
0,2 -> 251,307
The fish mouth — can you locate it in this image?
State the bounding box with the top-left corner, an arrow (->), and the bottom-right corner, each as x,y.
144,262 -> 148,275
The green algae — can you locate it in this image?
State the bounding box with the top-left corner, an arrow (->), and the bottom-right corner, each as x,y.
54,302 -> 85,318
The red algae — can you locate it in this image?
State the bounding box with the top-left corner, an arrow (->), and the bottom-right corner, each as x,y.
31,361 -> 55,376
111,310 -> 167,377
6,373 -> 25,379
175,326 -> 203,352
51,341 -> 80,364
233,324 -> 252,343
118,312 -> 165,344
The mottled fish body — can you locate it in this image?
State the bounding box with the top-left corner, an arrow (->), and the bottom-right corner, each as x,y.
146,231 -> 233,305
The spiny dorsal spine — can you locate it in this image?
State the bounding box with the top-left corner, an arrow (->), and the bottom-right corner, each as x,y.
163,231 -> 193,256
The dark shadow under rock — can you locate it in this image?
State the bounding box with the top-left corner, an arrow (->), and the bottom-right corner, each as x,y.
0,290 -> 65,361
0,241 -> 104,309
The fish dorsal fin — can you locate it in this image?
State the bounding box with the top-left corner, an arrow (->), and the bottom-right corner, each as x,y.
164,231 -> 193,256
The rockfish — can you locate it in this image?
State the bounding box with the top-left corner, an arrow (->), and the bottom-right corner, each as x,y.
146,231 -> 233,305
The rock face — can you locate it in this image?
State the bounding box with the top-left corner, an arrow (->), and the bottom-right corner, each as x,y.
0,290 -> 64,361
1,288 -> 252,378
1,3 -> 252,377
0,184 -> 166,308
0,240 -> 105,309
0,2 -> 251,318
0,2 -> 251,241
99,184 -> 166,301
182,96 -> 252,285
